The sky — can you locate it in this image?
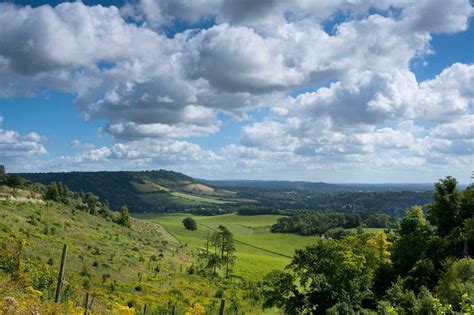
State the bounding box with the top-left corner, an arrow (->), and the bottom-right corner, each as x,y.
0,0 -> 473,183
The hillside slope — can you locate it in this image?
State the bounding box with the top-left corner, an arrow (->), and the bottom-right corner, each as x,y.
20,170 -> 240,213
0,194 -> 262,314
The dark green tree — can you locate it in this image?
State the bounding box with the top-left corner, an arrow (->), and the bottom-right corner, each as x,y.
6,174 -> 23,193
217,225 -> 235,277
182,217 -> 197,231
0,165 -> 5,184
263,239 -> 371,314
427,176 -> 462,237
392,206 -> 431,276
44,182 -> 60,201
84,192 -> 99,214
117,205 -> 132,228
460,184 -> 474,223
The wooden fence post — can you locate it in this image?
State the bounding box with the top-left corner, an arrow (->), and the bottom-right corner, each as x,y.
172,304 -> 176,315
84,292 -> 90,315
143,303 -> 147,315
219,298 -> 226,315
54,244 -> 68,303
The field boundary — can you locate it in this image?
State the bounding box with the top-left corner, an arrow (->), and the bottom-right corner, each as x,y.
197,223 -> 292,259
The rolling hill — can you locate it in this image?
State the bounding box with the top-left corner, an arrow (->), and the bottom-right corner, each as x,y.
19,170 -> 243,213
19,170 -> 434,216
0,187 -> 265,314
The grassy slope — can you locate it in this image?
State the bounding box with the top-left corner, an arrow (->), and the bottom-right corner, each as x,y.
140,213 -> 320,280
19,171 -> 247,212
0,200 -> 264,314
133,180 -> 238,206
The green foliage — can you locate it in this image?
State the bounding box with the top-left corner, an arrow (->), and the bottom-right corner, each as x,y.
197,225 -> 236,278
391,206 -> 431,276
182,217 -> 197,231
0,165 -> 5,184
20,170 -> 433,215
20,170 -> 237,213
325,227 -> 355,240
6,174 -> 24,192
261,177 -> 474,314
271,211 -> 393,236
437,258 -> 474,309
0,236 -> 24,277
263,239 -> 371,314
116,205 -> 132,228
262,270 -> 299,312
23,260 -> 56,299
44,182 -> 72,204
428,176 -> 462,237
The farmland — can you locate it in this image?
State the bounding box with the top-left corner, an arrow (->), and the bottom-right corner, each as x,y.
139,213 -> 321,280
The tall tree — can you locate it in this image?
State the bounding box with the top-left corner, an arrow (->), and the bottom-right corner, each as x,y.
391,206 -> 431,276
460,185 -> 474,223
118,205 -> 132,228
0,165 -> 5,184
427,176 -> 462,237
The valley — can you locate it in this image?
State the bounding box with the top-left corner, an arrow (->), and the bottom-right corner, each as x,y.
1,169 -> 473,314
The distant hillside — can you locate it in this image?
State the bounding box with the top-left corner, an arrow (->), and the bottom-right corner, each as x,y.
206,179 -> 434,192
19,170 -> 434,216
20,170 -> 240,213
205,180 -> 345,191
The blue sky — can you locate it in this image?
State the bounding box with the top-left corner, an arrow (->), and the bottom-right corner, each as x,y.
0,0 -> 473,183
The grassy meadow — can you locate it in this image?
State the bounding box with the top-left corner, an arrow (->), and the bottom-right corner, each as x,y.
0,200 -> 269,314
139,213 -> 321,280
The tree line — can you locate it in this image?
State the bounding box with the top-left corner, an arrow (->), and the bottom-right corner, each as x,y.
270,211 -> 393,236
0,167 -> 131,228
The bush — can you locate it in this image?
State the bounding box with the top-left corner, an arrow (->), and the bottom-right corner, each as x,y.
182,217 -> 197,231
214,288 -> 225,298
82,279 -> 92,289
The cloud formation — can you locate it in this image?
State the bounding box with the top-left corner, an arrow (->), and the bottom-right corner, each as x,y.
0,119 -> 48,160
0,0 -> 472,181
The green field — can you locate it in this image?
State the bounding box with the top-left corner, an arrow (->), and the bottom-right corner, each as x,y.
346,227 -> 387,234
139,213 -> 320,280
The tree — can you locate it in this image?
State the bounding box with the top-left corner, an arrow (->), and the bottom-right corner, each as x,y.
0,165 -> 5,184
263,239 -> 371,314
428,176 -> 462,237
217,225 -> 235,277
117,205 -> 132,228
182,217 -> 197,231
44,182 -> 60,201
460,184 -> 474,224
6,174 -> 23,193
263,270 -> 301,312
436,258 -> 474,310
84,192 -> 99,214
391,206 -> 431,276
201,225 -> 236,277
44,182 -> 72,204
